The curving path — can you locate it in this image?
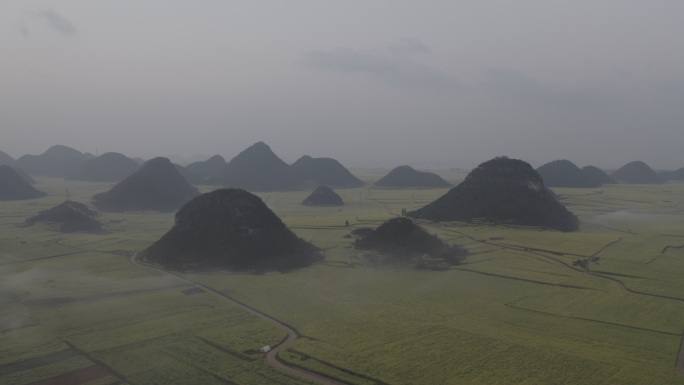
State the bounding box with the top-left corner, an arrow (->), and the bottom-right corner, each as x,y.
130,253 -> 348,385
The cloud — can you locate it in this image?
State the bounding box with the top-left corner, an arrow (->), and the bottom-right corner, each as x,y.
39,9 -> 77,35
301,41 -> 461,91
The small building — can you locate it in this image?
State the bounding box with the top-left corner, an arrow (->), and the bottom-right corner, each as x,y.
259,345 -> 271,353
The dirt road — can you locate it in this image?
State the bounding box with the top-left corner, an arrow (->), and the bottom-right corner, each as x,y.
131,254 -> 349,385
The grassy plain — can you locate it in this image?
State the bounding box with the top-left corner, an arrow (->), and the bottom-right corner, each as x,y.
1,173 -> 684,384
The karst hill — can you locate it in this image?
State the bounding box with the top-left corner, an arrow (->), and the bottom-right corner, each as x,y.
0,165 -> 46,200
186,155 -> 229,183
660,167 -> 684,181
68,152 -> 141,182
25,201 -> 102,232
375,165 -> 451,188
141,188 -> 321,272
536,160 -> 602,188
611,161 -> 664,184
208,142 -> 301,191
92,157 -> 199,212
354,217 -> 467,267
16,145 -> 93,177
291,156 -> 364,188
408,157 -> 579,232
0,151 -> 15,166
302,185 -> 344,206
581,165 -> 616,185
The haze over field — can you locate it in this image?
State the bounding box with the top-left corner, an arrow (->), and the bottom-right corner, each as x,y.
2,1 -> 683,169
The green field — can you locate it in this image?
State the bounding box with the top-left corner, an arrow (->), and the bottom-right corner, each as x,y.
2,175 -> 684,384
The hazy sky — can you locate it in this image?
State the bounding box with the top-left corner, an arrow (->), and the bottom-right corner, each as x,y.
2,1 -> 683,169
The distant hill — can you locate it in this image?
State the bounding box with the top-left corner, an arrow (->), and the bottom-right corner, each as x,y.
536,160 -> 601,188
25,201 -> 102,232
375,165 -> 451,188
408,157 -> 579,232
67,152 -> 140,182
9,166 -> 36,184
302,185 -> 344,206
291,156 -> 364,188
611,161 -> 663,184
185,155 -> 229,183
141,188 -> 321,272
0,151 -> 15,166
92,157 -> 199,212
659,167 -> 684,181
207,142 -> 301,191
173,163 -> 203,185
581,165 -> 616,185
16,145 -> 92,177
354,217 -> 467,268
0,165 -> 46,200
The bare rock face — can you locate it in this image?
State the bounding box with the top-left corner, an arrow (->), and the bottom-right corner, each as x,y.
354,217 -> 467,268
92,157 -> 199,212
25,201 -> 102,232
0,165 -> 46,200
537,160 -> 602,188
141,189 -> 322,272
375,165 -> 451,188
408,157 -> 579,232
302,185 -> 344,206
611,161 -> 663,184
208,142 -> 301,191
291,155 -> 364,188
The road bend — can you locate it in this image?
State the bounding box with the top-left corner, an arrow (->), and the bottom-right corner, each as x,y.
130,253 -> 348,385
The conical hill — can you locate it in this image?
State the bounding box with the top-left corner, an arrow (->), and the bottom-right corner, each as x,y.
0,165 -> 46,200
208,142 -> 301,191
291,156 -> 363,188
611,161 -> 663,184
302,185 -> 344,206
92,157 -> 199,212
375,165 -> 451,188
141,188 -> 321,271
25,201 -> 102,232
354,217 -> 467,267
68,152 -> 140,182
408,157 -> 579,231
536,160 -> 601,187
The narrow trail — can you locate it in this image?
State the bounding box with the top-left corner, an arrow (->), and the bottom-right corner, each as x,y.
130,253 -> 348,385
416,220 -> 684,376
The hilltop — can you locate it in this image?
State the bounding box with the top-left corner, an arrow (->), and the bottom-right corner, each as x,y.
536,160 -> 602,188
16,145 -> 93,177
25,201 -> 102,232
291,156 -> 364,188
611,161 -> 663,184
354,217 -> 467,268
408,157 -> 579,232
208,142 -> 301,191
375,165 -> 451,188
68,152 -> 140,182
141,188 -> 321,272
302,185 -> 344,206
92,157 -> 199,212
